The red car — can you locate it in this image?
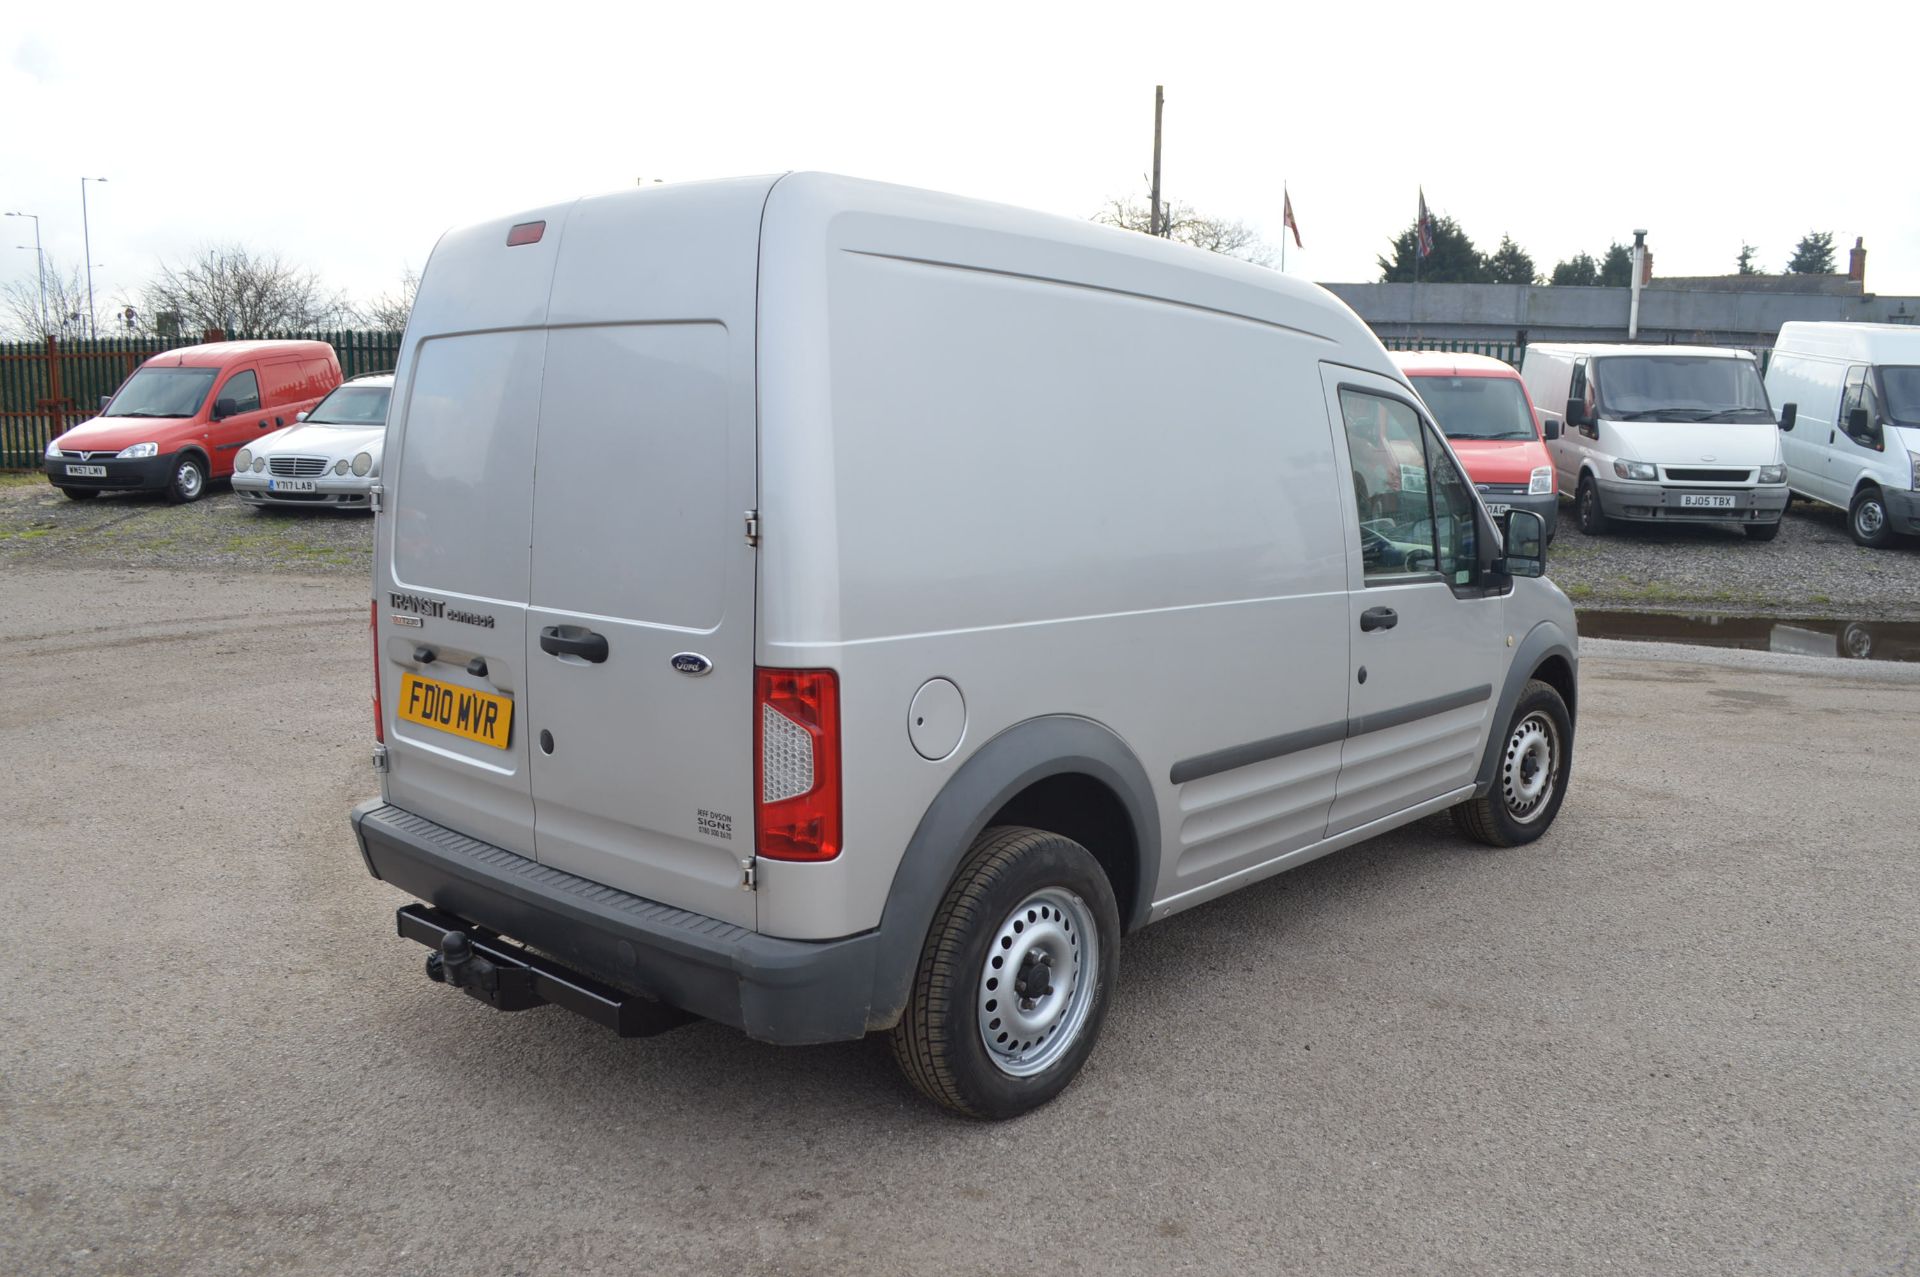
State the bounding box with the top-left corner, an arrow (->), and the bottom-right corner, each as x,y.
1393,350 -> 1560,539
44,340 -> 341,503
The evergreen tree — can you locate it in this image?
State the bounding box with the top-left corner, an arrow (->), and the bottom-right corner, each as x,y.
1598,242 -> 1634,287
1377,214 -> 1489,283
1737,244 -> 1760,275
1484,235 -> 1539,285
1550,253 -> 1600,286
1787,231 -> 1836,274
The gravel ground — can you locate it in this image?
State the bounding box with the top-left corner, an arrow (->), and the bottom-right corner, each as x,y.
2,566 -> 1916,1276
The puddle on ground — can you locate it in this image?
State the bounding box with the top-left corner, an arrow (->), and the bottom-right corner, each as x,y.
1577,610 -> 1920,663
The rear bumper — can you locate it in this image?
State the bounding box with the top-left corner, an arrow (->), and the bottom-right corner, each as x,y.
350,799 -> 880,1044
1883,487 -> 1920,535
44,452 -> 176,492
1594,479 -> 1788,525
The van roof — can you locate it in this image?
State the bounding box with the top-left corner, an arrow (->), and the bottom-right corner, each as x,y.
1390,350 -> 1519,377
1774,321 -> 1920,362
1525,342 -> 1755,361
140,339 -> 335,369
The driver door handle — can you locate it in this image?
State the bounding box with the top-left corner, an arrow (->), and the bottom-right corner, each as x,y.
1360,607 -> 1399,633
539,625 -> 609,663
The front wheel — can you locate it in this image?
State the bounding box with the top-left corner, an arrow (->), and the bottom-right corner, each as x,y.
890,826 -> 1121,1119
1849,486 -> 1896,548
1451,680 -> 1573,848
1575,475 -> 1609,536
163,454 -> 207,505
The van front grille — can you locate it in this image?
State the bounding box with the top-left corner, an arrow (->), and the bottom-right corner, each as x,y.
1663,467 -> 1751,483
269,455 -> 330,477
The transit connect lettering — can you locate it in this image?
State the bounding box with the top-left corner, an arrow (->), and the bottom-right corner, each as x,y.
389,591 -> 445,619
447,608 -> 496,629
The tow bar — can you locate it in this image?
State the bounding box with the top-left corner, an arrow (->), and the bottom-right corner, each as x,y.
398,904 -> 695,1038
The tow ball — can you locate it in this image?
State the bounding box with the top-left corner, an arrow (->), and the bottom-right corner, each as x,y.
424,929 -> 542,1012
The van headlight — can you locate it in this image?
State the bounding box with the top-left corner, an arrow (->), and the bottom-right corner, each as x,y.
45,436 -> 62,459
1909,451 -> 1920,491
1528,466 -> 1554,495
1758,464 -> 1786,484
234,448 -> 252,473
1612,459 -> 1657,481
351,452 -> 373,477
116,441 -> 158,459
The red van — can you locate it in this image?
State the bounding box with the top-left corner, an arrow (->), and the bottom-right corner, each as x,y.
1393,350 -> 1561,539
44,340 -> 341,503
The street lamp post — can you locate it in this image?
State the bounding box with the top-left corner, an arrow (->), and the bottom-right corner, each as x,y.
80,177 -> 107,338
4,211 -> 44,333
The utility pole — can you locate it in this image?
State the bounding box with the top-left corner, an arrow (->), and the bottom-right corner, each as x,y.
4,212 -> 43,332
1149,85 -> 1165,237
81,177 -> 107,338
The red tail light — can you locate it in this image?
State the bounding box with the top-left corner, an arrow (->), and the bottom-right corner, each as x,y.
755,668 -> 841,862
370,600 -> 385,744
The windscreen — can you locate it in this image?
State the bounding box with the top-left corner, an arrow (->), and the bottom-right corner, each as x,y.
104,367 -> 218,418
1594,356 -> 1772,423
1417,376 -> 1538,441
307,385 -> 391,426
1881,366 -> 1920,427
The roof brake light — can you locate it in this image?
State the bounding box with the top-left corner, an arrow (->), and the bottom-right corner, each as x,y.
506,220 -> 546,247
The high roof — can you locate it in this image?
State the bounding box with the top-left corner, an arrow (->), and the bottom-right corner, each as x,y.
1775,321 -> 1920,362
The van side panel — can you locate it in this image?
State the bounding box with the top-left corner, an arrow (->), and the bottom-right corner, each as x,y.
756,176 -> 1368,940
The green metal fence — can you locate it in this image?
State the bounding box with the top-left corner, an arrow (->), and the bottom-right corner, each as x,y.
0,329 -> 402,469
1378,336 -> 1525,367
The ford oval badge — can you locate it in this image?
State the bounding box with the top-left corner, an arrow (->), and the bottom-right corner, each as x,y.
671,652 -> 713,677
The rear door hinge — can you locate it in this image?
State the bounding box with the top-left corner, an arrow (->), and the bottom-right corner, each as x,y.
370,483 -> 386,513
744,509 -> 759,547
740,856 -> 757,891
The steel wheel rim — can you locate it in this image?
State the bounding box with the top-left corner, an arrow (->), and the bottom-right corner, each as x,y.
176,461 -> 202,499
977,888 -> 1098,1078
1857,500 -> 1884,537
1579,484 -> 1596,526
1501,711 -> 1559,824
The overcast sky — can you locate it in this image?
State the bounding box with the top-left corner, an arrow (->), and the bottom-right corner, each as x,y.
6,0 -> 1917,326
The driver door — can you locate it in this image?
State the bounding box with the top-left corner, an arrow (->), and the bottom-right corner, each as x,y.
1322,365 -> 1504,835
210,366 -> 265,472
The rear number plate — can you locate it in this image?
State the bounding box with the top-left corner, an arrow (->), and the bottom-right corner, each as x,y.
269,478 -> 317,492
398,672 -> 513,750
1485,502 -> 1512,515
1680,493 -> 1737,509
65,464 -> 106,477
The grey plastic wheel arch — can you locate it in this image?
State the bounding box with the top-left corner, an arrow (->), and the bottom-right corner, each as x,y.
1473,620 -> 1577,799
865,714 -> 1159,1032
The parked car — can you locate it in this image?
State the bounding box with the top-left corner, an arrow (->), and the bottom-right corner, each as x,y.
1764,322 -> 1920,547
231,372 -> 392,511
349,173 -> 1579,1119
1520,343 -> 1788,540
1394,350 -> 1560,541
43,341 -> 340,503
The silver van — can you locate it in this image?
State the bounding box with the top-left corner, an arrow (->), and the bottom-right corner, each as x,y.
350,173 -> 1579,1118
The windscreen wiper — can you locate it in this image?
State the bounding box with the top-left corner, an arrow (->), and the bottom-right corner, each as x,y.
1692,408 -> 1764,422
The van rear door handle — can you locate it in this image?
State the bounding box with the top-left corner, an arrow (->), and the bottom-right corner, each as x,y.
1359,607 -> 1399,632
539,625 -> 609,663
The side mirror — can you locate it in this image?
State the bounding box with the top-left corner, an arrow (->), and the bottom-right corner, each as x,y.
295,410 -> 308,422
1564,398 -> 1596,433
213,398 -> 237,421
98,394 -> 112,413
1501,509 -> 1548,578
1778,403 -> 1796,432
1540,414 -> 1563,441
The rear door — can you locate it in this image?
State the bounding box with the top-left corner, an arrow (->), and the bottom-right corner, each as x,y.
1323,366 -> 1504,834
523,182 -> 767,928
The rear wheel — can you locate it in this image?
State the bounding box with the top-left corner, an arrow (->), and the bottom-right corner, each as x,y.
1575,474 -> 1609,536
890,826 -> 1120,1119
56,486 -> 98,501
1744,520 -> 1781,542
1849,485 -> 1896,548
164,454 -> 207,505
1451,680 -> 1573,848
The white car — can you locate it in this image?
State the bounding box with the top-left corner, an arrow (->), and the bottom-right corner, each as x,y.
232,372 -> 391,509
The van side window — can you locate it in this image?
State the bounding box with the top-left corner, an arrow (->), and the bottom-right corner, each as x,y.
218,370 -> 261,414
1422,424 -> 1478,584
1339,388 -> 1439,581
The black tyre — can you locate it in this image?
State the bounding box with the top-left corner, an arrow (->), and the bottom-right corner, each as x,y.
1575,475 -> 1609,536
56,486 -> 98,501
890,826 -> 1121,1120
1848,485 -> 1896,548
1451,680 -> 1573,848
1744,520 -> 1781,542
163,454 -> 207,505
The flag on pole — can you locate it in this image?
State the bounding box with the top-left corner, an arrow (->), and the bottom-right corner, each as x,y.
1416,188 -> 1435,260
1283,188 -> 1302,249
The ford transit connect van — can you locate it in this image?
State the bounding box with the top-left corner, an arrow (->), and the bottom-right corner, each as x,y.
1521,344 -> 1788,540
1765,322 -> 1920,547
44,340 -> 340,502
350,174 -> 1580,1117
1394,350 -> 1561,541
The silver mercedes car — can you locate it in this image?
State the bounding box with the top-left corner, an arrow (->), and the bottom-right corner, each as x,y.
232,372 -> 391,510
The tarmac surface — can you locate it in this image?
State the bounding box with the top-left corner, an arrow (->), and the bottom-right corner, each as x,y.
2,567 -> 1915,1276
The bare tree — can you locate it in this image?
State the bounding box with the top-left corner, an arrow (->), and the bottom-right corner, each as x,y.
1,256 -> 93,340
355,267 -> 420,332
137,244 -> 352,334
1096,191 -> 1275,267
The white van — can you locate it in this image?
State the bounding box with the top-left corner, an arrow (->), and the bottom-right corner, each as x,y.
1520,344 -> 1789,540
1764,322 -> 1920,547
349,173 -> 1579,1118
